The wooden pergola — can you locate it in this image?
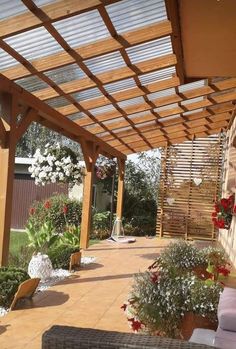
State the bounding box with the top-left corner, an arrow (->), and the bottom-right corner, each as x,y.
0,0 -> 236,265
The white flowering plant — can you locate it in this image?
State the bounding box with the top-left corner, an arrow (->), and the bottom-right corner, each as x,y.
121,241 -> 224,338
29,144 -> 84,186
95,156 -> 116,179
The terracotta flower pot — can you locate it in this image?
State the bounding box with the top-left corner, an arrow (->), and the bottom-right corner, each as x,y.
180,312 -> 217,340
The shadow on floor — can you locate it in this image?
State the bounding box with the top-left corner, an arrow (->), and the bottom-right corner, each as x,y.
0,324 -> 10,335
88,245 -> 164,252
15,290 -> 70,310
138,252 -> 160,260
80,263 -> 104,271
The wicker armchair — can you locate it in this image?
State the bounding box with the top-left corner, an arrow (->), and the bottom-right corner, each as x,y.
42,326 -> 216,349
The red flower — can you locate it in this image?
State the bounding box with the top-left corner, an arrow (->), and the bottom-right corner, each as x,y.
44,201 -> 51,209
29,207 -> 35,215
217,266 -> 231,277
212,212 -> 217,218
214,203 -> 220,213
121,304 -> 127,311
233,205 -> 236,214
63,205 -> 68,214
128,318 -> 143,332
150,272 -> 159,284
217,219 -> 225,229
221,198 -> 229,210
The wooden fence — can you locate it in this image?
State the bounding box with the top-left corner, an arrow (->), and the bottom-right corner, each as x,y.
11,178 -> 68,229
156,134 -> 224,240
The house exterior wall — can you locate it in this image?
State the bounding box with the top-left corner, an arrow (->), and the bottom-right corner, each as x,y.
219,117 -> 236,267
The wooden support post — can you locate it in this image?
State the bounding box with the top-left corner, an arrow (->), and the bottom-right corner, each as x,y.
80,141 -> 99,249
0,93 -> 18,266
116,158 -> 125,219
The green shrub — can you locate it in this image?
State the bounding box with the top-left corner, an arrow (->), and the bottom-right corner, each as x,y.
0,267 -> 29,308
8,246 -> 34,271
48,244 -> 80,269
91,211 -> 110,239
125,215 -> 156,236
28,194 -> 82,234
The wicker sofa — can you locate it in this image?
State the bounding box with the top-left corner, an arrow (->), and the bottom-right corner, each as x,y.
42,326 -> 216,349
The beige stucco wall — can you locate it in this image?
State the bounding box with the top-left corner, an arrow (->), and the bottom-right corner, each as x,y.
219,117 -> 236,267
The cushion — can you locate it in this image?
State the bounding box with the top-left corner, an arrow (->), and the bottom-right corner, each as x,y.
215,326 -> 236,349
189,328 -> 215,346
219,310 -> 236,332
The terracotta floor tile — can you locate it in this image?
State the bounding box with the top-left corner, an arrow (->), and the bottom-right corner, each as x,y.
0,237 -> 172,349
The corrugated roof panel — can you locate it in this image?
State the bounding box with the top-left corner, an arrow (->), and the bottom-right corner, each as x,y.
113,126 -> 132,133
0,0 -> 28,20
159,114 -> 181,122
89,104 -> 117,116
126,37 -> 172,64
53,10 -> 110,48
128,111 -> 153,119
148,88 -> 176,100
183,108 -> 204,116
118,96 -> 145,108
0,48 -> 19,70
137,120 -> 156,128
46,96 -> 71,108
104,78 -> 137,94
155,103 -> 178,112
34,0 -> 57,7
179,80 -> 206,92
72,88 -> 103,102
182,96 -> 204,106
67,112 -> 86,121
84,51 -> 126,75
15,76 -> 50,93
106,0 -> 167,34
4,27 -> 63,61
139,67 -> 176,85
44,64 -> 86,85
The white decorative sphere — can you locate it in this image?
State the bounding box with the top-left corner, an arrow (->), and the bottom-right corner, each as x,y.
28,253 -> 53,281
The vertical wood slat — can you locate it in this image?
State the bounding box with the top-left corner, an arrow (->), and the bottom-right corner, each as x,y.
156,133 -> 224,240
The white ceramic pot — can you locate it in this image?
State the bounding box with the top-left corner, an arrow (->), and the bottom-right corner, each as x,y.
28,253 -> 53,281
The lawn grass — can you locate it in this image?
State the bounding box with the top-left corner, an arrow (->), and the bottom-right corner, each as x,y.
10,230 -> 99,255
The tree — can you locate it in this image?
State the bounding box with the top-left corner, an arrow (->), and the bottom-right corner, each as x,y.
16,122 -> 82,158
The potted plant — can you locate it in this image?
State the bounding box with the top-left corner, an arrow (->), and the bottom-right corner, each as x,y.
212,194 -> 235,229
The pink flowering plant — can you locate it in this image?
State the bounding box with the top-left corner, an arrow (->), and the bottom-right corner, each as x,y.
95,156 -> 116,179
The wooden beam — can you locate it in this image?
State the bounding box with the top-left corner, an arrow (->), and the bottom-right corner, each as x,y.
0,93 -> 18,266
80,141 -> 100,249
116,158 -> 125,219
0,118 -> 7,147
15,108 -> 39,142
165,0 -> 185,84
0,73 -> 126,159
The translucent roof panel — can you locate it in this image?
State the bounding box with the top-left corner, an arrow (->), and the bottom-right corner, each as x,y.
4,27 -> 63,61
159,114 -> 181,122
104,78 -> 137,94
183,108 -> 204,116
0,1 -> 28,20
44,64 -> 86,85
148,88 -> 176,101
53,10 -> 110,48
126,37 -> 172,64
179,80 -> 206,93
139,67 -> 176,85
118,96 -> 145,108
72,88 -> 103,102
67,112 -> 86,121
34,0 -> 57,7
84,52 -> 126,75
181,96 -> 204,106
15,76 -> 50,93
106,0 -> 167,34
155,103 -> 178,112
46,96 -> 71,109
0,48 -> 19,70
89,104 -> 117,116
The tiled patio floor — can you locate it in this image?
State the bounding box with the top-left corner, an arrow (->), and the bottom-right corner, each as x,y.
1,237 -> 235,349
0,237 -> 172,349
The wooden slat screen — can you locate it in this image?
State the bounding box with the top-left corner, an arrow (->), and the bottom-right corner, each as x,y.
156,133 -> 225,240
